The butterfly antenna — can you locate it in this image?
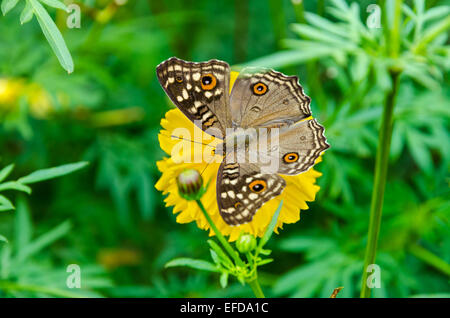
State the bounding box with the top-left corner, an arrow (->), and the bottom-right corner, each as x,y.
200,143 -> 232,177
159,132 -> 221,176
158,132 -> 216,148
201,146 -> 236,177
200,148 -> 225,177
200,156 -> 214,176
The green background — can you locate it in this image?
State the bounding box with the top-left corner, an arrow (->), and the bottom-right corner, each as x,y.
0,0 -> 448,297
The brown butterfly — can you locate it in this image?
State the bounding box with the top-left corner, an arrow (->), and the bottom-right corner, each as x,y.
157,57 -> 329,226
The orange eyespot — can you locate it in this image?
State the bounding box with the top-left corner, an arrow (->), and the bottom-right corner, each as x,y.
283,152 -> 299,163
249,180 -> 267,193
175,75 -> 183,83
201,74 -> 217,90
252,82 -> 268,95
234,202 -> 242,208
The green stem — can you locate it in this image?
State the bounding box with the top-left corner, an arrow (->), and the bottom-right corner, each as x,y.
195,199 -> 244,267
195,199 -> 265,298
360,70 -> 400,298
291,0 -> 305,23
390,0 -> 403,58
247,277 -> 265,298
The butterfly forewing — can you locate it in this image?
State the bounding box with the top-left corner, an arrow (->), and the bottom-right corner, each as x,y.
230,67 -> 312,129
156,57 -> 232,137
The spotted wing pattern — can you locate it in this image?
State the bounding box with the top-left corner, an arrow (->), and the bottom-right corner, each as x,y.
258,119 -> 330,175
156,57 -> 232,137
216,161 -> 286,225
230,67 -> 312,129
156,58 -> 330,227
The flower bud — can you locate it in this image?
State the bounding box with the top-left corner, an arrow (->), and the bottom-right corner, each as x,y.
176,169 -> 204,200
235,233 -> 257,253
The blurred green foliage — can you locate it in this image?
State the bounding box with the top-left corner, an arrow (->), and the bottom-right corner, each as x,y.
0,0 -> 448,297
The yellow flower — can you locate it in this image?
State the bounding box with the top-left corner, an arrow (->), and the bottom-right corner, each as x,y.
0,78 -> 25,109
27,83 -> 53,119
0,78 -> 53,118
155,72 -> 324,241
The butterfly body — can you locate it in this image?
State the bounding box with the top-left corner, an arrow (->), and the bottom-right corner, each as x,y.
157,57 -> 329,226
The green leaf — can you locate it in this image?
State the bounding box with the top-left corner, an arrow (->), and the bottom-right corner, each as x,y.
304,12 -> 349,39
291,24 -> 353,48
258,200 -> 283,249
274,254 -> 344,295
209,249 -> 220,265
0,164 -> 14,183
18,161 -> 89,184
1,0 -> 19,15
14,198 -> 32,251
0,234 -> 8,243
258,248 -> 272,256
20,0 -> 34,24
257,258 -> 273,266
330,0 -> 349,12
244,48 -> 333,69
40,0 -> 68,12
29,0 -> 74,73
406,129 -> 433,174
165,258 -> 220,272
207,240 -> 233,268
0,195 -> 15,212
402,4 -> 416,20
17,220 -> 71,261
351,52 -> 370,82
0,181 -> 32,194
220,272 -> 228,288
423,6 -> 450,22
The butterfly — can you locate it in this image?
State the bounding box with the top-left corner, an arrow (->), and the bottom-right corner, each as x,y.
156,57 -> 329,226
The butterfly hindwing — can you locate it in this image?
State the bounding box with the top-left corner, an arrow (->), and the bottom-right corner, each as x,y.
156,57 -> 232,137
230,67 -> 312,129
259,119 -> 330,175
216,161 -> 286,225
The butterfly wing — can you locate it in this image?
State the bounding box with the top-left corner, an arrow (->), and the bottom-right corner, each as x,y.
230,67 -> 311,129
156,57 -> 232,137
216,160 -> 286,225
258,119 -> 330,175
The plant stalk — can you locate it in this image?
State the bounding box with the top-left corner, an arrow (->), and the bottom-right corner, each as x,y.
195,199 -> 244,267
247,277 -> 265,298
360,69 -> 400,298
195,199 -> 266,298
